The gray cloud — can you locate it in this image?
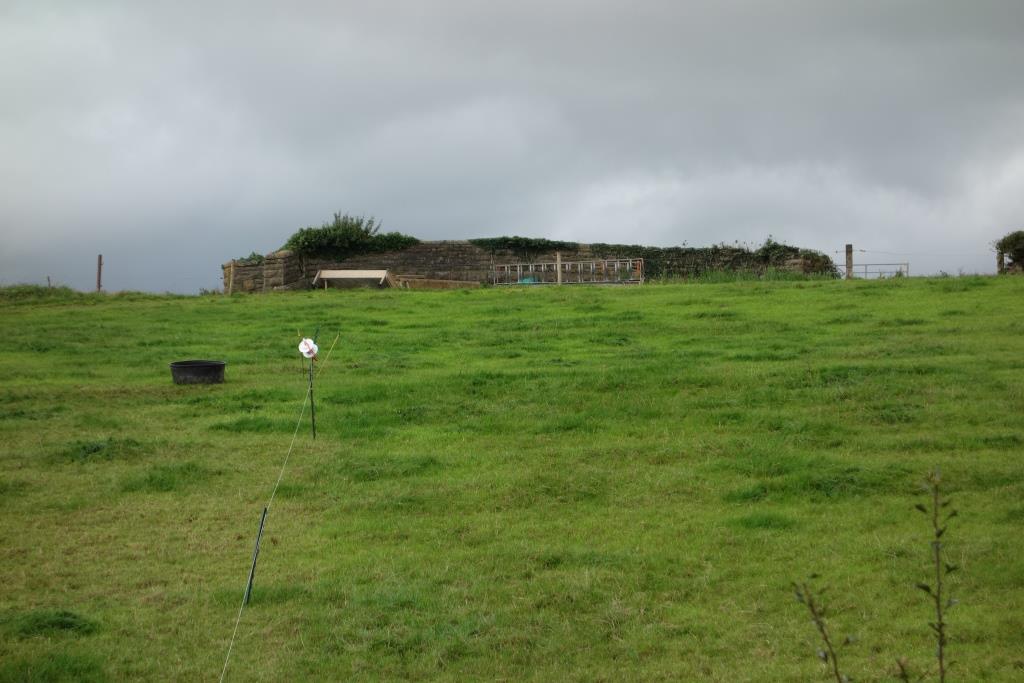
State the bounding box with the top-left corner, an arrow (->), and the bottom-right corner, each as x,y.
2,1 -> 1022,291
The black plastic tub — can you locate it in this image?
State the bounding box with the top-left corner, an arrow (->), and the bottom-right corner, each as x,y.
170,360 -> 226,385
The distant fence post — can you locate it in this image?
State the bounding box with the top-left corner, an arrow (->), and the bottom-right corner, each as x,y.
997,251 -> 1005,274
845,244 -> 853,280
556,251 -> 562,285
227,261 -> 236,295
96,254 -> 103,292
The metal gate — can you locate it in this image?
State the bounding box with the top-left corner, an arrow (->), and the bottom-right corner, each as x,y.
492,257 -> 644,285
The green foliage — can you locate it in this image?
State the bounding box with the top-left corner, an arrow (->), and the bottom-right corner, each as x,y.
589,238 -> 837,278
752,237 -> 798,263
797,249 -> 839,276
469,236 -> 580,258
995,229 -> 1024,264
234,251 -> 265,265
283,212 -> 418,258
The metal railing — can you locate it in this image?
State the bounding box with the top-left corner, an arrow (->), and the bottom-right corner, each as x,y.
837,262 -> 910,279
492,257 -> 645,286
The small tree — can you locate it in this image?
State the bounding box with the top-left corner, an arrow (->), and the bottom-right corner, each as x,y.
995,230 -> 1024,271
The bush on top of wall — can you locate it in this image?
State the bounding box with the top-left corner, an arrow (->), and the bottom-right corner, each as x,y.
469,237 -> 581,258
588,238 -> 837,278
283,213 -> 419,259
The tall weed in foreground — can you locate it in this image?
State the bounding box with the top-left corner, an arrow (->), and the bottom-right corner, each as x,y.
792,578 -> 851,682
795,470 -> 957,681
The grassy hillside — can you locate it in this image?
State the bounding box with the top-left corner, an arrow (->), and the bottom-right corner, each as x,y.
0,277 -> 1022,681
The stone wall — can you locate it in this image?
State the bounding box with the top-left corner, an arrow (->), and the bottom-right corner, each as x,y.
222,240 -> 834,292
223,241 -> 589,292
222,261 -> 264,293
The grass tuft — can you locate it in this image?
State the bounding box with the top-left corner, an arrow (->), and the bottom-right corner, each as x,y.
0,478 -> 29,497
56,438 -> 146,463
120,462 -> 212,493
732,512 -> 797,530
335,455 -> 443,482
209,416 -> 292,433
5,609 -> 98,638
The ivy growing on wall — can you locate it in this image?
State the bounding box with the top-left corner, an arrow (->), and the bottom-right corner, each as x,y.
469,236 -> 580,260
469,235 -> 835,278
587,239 -> 836,279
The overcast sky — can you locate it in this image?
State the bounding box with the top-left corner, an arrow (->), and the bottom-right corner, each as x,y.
2,1 -> 1022,292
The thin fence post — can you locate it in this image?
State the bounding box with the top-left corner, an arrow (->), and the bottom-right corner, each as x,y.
845,244 -> 853,280
96,254 -> 103,292
244,507 -> 269,606
227,261 -> 236,295
997,251 -> 1005,274
308,357 -> 316,440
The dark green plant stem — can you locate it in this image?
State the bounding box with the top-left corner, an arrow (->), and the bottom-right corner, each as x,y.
896,658 -> 911,682
928,472 -> 948,683
795,581 -> 845,683
915,469 -> 955,682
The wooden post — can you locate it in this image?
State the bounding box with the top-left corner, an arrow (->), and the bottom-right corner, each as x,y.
845,244 -> 853,280
997,251 -> 1005,274
96,254 -> 103,292
227,261 -> 235,295
556,252 -> 562,285
46,276 -> 51,289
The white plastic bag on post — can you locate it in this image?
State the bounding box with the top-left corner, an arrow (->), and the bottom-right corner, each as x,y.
298,338 -> 318,359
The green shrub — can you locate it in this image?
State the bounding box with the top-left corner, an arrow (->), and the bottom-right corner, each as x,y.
588,238 -> 837,279
752,237 -> 799,263
469,236 -> 580,259
283,213 -> 419,259
996,230 -> 1024,265
234,251 -> 265,265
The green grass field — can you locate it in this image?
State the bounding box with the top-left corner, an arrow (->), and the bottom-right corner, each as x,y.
1,277 -> 1022,681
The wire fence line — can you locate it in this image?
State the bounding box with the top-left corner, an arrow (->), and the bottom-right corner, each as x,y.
836,262 -> 911,279
832,246 -> 994,259
218,333 -> 341,682
218,386 -> 310,683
